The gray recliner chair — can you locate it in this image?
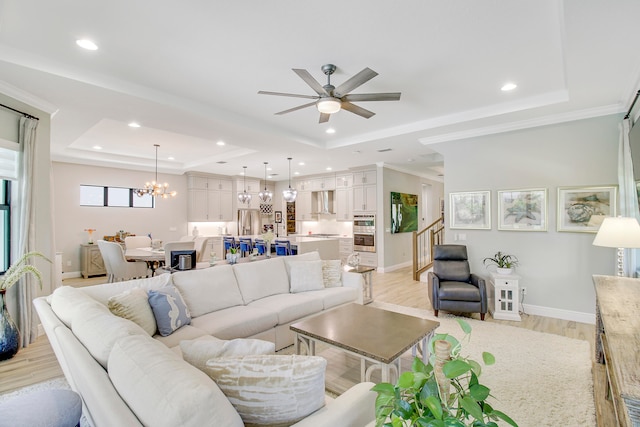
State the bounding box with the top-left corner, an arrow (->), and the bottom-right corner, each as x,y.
428,244 -> 487,321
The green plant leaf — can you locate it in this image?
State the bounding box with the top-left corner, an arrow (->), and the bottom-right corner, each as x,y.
443,418 -> 466,427
394,398 -> 415,419
443,359 -> 471,379
412,356 -> 428,373
423,395 -> 444,420
469,383 -> 491,401
460,395 -> 484,421
419,419 -> 445,427
492,410 -> 519,427
372,382 -> 395,394
456,318 -> 472,334
419,377 -> 440,404
468,359 -> 482,377
398,371 -> 415,389
482,352 -> 495,366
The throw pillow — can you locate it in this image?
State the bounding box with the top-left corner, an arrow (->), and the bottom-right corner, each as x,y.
321,260 -> 342,288
204,355 -> 326,426
180,338 -> 275,371
108,287 -> 157,336
147,285 -> 192,336
289,260 -> 324,293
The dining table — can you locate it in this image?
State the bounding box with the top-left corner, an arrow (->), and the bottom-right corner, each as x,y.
125,247 -> 166,276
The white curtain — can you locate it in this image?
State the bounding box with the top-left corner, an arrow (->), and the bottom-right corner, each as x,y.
14,117 -> 38,346
618,118 -> 639,276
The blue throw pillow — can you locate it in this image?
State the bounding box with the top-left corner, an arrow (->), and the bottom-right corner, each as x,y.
147,286 -> 192,336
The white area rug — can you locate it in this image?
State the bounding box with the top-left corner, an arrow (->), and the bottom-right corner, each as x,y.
366,302 -> 596,427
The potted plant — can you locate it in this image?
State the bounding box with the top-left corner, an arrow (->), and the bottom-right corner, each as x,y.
372,319 -> 518,427
0,251 -> 51,361
226,247 -> 239,264
483,251 -> 519,275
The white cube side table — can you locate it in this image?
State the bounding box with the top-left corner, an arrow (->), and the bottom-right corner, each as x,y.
488,272 -> 521,321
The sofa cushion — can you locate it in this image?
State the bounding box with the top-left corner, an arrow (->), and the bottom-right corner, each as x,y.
108,287 -> 157,336
71,302 -> 148,368
172,265 -> 244,317
322,260 -> 342,288
190,306 -> 278,340
306,287 -> 359,310
204,355 -> 326,426
248,294 -> 324,325
180,338 -> 275,371
289,260 -> 324,293
80,273 -> 173,306
233,257 -> 290,304
153,325 -> 210,348
50,285 -> 105,328
108,335 -> 243,427
283,252 -> 322,282
148,285 -> 192,337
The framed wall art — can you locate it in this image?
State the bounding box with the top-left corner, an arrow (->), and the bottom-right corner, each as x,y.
391,191 -> 418,234
498,188 -> 547,231
449,191 -> 491,229
274,211 -> 283,223
557,186 -> 616,232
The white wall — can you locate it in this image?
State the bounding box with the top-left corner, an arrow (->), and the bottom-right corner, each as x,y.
432,114 -> 621,321
52,162 -> 188,275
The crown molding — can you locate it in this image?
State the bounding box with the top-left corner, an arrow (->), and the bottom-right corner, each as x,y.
0,79 -> 58,116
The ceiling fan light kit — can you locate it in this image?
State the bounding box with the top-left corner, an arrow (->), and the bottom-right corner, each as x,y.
258,63 -> 401,123
135,144 -> 177,199
282,157 -> 297,203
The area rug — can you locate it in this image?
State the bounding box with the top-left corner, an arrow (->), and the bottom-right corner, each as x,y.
291,301 -> 596,427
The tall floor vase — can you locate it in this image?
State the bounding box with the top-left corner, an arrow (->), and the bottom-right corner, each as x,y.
0,290 -> 20,361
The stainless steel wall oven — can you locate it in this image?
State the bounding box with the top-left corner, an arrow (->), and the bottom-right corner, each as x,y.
353,214 -> 375,252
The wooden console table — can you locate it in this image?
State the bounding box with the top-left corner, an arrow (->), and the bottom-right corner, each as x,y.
593,275 -> 640,427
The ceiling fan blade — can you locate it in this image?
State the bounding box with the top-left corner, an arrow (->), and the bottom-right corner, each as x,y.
342,92 -> 401,102
258,90 -> 319,100
275,101 -> 317,115
341,102 -> 375,119
333,68 -> 378,97
292,69 -> 329,96
319,113 -> 331,123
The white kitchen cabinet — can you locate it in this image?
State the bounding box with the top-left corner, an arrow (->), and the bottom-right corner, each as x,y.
335,187 -> 353,221
187,174 -> 233,222
310,177 -> 335,191
339,237 -> 354,265
358,251 -> 377,268
236,178 -> 260,193
353,170 -> 376,186
295,191 -> 316,221
295,179 -> 312,191
353,184 -> 376,212
335,174 -> 353,188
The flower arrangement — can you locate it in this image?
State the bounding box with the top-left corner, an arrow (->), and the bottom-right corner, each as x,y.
262,230 -> 274,243
0,252 -> 51,292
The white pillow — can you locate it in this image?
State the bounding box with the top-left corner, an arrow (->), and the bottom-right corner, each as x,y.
322,260 -> 342,288
204,355 -> 326,426
180,338 -> 275,371
289,260 -> 324,293
108,287 -> 157,336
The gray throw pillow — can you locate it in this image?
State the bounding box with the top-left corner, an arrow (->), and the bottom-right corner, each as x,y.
147,285 -> 191,336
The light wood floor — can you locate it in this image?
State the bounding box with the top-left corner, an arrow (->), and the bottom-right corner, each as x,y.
0,267 -> 602,414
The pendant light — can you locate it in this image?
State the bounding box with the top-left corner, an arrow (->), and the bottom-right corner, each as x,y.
282,157 -> 297,202
238,166 -> 252,204
135,144 -> 177,199
258,162 -> 273,203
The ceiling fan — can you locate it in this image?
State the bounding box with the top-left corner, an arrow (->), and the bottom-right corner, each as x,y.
258,64 -> 401,123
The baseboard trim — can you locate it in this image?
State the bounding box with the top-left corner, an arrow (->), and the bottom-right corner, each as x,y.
522,303 -> 595,325
378,261 -> 412,273
62,271 -> 82,280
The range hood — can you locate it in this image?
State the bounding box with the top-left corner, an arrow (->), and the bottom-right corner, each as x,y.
314,190 -> 335,215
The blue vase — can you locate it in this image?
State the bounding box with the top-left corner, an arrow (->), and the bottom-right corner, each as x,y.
0,290 -> 20,361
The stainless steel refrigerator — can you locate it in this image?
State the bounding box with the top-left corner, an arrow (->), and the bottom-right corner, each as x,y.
237,209 -> 261,236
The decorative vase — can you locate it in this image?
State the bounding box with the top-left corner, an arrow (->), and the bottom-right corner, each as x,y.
496,267 -> 513,275
0,290 -> 20,361
264,241 -> 271,258
226,253 -> 238,265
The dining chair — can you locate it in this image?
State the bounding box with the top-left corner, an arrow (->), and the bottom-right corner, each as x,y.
124,235 -> 151,250
96,240 -> 114,283
275,243 -> 289,256
163,241 -> 196,269
193,236 -> 211,262
255,241 -> 267,255
98,239 -> 148,282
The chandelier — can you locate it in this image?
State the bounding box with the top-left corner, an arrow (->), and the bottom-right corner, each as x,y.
238,166 -> 252,204
135,144 -> 177,199
282,157 -> 297,202
258,162 -> 273,203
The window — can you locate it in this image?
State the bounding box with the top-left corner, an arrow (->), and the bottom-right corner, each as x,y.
80,185 -> 154,208
0,180 -> 10,274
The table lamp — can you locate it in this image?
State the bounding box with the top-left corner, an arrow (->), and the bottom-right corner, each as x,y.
592,216 -> 640,276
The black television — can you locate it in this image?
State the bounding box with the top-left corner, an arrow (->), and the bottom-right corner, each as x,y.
170,249 -> 196,270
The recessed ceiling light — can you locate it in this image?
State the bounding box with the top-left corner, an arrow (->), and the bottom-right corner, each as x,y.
326,167 -> 332,171
377,148 -> 392,153
128,122 -> 141,128
407,158 -> 414,162
294,171 -> 300,175
93,145 -> 102,150
326,128 -> 336,134
167,156 -> 175,160
267,167 -> 272,171
216,141 -> 225,146
501,82 -> 517,91
76,39 -> 98,50
298,162 -> 305,166
267,175 -> 272,179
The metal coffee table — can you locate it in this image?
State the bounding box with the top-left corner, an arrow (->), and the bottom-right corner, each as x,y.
290,304 -> 439,383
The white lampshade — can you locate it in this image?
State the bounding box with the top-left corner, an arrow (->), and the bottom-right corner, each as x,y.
317,97 -> 341,114
593,217 -> 640,248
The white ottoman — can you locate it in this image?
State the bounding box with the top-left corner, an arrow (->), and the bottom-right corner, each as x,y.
0,389 -> 82,427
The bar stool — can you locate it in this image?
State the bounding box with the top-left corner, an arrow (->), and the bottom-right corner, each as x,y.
239,237 -> 252,257
274,239 -> 292,256
275,243 -> 289,256
223,237 -> 236,255
254,239 -> 266,255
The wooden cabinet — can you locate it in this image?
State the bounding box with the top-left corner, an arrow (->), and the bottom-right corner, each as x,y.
81,244 -> 106,279
353,184 -> 376,212
335,187 -> 353,221
488,273 -> 521,321
187,174 -> 233,221
286,202 -> 296,234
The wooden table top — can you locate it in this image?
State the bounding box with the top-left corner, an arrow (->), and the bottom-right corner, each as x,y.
290,303 -> 439,364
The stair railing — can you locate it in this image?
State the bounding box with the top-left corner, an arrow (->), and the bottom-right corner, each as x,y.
412,215 -> 445,281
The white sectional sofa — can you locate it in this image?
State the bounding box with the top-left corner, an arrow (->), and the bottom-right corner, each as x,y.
34,252 -> 377,427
